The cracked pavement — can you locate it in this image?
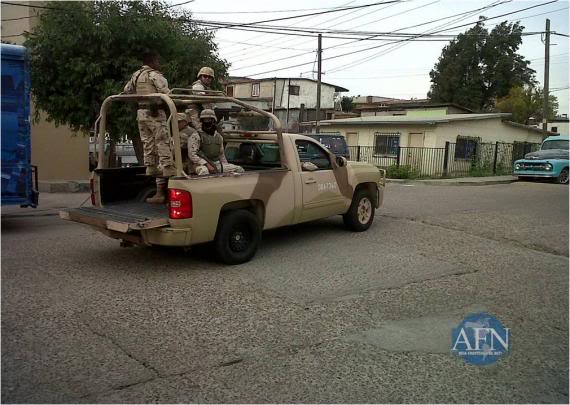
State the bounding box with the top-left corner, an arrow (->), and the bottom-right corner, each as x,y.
1,182 -> 568,403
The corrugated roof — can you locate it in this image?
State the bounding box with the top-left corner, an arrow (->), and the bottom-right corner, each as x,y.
319,113 -> 512,125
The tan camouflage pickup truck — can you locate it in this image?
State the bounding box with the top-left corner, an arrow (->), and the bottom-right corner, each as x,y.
60,91 -> 385,264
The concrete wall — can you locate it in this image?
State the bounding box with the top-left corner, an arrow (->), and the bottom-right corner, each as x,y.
230,79 -> 336,110
2,1 -> 90,180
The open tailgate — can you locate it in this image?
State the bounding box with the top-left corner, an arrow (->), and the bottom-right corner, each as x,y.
60,202 -> 169,233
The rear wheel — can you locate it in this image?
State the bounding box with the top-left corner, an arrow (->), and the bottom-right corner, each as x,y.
557,168 -> 569,185
343,188 -> 375,232
215,210 -> 261,264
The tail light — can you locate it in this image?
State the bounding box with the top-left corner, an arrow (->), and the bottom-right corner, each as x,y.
169,189 -> 192,219
90,178 -> 96,205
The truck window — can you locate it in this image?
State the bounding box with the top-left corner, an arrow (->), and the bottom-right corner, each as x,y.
296,140 -> 331,170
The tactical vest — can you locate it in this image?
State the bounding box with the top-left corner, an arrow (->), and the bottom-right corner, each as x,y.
199,131 -> 223,161
134,68 -> 158,95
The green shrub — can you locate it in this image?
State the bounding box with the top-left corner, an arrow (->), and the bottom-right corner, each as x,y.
386,165 -> 418,179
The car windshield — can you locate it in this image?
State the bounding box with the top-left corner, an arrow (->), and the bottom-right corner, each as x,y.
542,140 -> 569,150
311,136 -> 347,154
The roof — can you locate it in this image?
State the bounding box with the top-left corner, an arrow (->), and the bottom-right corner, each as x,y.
504,121 -> 558,135
319,113 -> 511,126
224,76 -> 349,92
355,102 -> 474,113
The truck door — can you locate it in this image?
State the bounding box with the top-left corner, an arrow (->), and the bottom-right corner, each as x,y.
295,139 -> 345,222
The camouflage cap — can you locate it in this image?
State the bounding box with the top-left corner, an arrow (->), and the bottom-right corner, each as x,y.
200,109 -> 217,122
197,66 -> 215,78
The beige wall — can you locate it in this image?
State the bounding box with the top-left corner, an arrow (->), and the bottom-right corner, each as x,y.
2,1 -> 91,180
321,118 -> 544,148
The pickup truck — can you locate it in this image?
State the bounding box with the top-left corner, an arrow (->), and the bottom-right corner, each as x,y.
513,135 -> 569,184
60,92 -> 385,264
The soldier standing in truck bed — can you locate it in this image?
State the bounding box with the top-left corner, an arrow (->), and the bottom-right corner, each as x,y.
123,52 -> 175,179
187,66 -> 215,130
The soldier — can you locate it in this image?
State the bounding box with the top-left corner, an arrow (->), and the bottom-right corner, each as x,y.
123,52 -> 175,180
189,109 -> 244,176
188,66 -> 215,130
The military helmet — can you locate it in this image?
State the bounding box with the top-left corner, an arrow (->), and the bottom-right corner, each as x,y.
200,109 -> 217,122
197,66 -> 215,78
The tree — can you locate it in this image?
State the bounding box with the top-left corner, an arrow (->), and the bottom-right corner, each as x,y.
496,86 -> 558,125
340,96 -> 354,112
428,18 -> 535,111
24,1 -> 228,144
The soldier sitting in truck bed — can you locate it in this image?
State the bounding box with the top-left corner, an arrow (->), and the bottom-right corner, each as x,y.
188,109 -> 244,176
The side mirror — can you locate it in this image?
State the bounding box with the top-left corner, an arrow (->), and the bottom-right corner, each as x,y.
336,156 -> 347,167
301,162 -> 319,172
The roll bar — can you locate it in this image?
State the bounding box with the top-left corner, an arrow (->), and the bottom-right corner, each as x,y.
96,92 -> 286,174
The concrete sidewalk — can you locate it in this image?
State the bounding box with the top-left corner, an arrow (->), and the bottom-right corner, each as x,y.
39,180 -> 90,193
387,175 -> 518,186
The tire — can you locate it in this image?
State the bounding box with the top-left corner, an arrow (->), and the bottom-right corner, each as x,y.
214,210 -> 261,265
343,188 -> 375,232
557,168 -> 569,185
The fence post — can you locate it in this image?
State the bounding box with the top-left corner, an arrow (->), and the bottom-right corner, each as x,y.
492,142 -> 499,174
443,142 -> 450,177
357,146 -> 361,162
396,146 -> 401,167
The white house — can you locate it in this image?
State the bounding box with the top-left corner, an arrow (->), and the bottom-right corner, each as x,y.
223,77 -> 348,131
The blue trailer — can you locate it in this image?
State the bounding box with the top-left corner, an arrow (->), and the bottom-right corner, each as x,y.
1,44 -> 38,207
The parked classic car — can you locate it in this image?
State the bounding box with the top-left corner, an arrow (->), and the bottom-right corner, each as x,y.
513,135 -> 569,184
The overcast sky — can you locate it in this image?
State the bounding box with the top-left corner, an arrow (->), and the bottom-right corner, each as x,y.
173,0 -> 569,114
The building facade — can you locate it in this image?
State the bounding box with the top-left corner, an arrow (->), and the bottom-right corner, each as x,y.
223,77 -> 348,132
1,1 -> 90,181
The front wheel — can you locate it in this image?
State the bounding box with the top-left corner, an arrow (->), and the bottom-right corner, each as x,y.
214,210 -> 261,265
556,168 -> 569,185
343,189 -> 375,232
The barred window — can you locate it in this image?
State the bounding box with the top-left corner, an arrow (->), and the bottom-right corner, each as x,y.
251,82 -> 260,97
289,85 -> 300,96
374,132 -> 400,156
454,136 -> 479,160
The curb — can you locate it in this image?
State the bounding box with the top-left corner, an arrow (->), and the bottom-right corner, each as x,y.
386,177 -> 518,186
39,180 -> 90,193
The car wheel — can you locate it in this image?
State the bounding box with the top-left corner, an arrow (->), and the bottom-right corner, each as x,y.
215,210 -> 261,264
343,188 -> 375,232
557,168 -> 569,185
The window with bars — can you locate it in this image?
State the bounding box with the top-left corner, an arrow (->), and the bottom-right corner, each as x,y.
226,85 -> 234,97
454,136 -> 479,160
374,133 -> 400,156
251,82 -> 260,97
289,85 -> 300,96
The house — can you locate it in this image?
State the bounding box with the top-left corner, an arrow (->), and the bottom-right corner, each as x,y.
223,77 -> 348,131
352,96 -> 473,117
1,1 -> 90,182
311,113 -> 553,177
547,115 -> 569,135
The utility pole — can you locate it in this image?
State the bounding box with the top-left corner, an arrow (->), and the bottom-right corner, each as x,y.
542,19 -> 550,133
315,33 -> 322,134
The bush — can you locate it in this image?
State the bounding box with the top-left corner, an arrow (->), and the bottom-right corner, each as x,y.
386,165 -> 418,179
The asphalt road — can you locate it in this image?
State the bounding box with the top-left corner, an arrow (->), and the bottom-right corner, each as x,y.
2,182 -> 568,403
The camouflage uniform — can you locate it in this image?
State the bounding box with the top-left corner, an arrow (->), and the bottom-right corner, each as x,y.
123,65 -> 173,175
188,79 -> 214,130
188,129 -> 244,175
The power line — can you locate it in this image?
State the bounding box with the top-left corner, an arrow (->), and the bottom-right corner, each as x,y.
166,0 -> 195,8
1,1 -> 60,10
189,5 -> 376,14
205,0 -> 404,32
238,0 -> 554,77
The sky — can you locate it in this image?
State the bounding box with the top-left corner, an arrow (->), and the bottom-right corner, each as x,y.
172,0 -> 569,114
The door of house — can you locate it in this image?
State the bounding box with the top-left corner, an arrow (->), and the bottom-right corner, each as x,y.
346,133 -> 358,160
407,132 -> 425,174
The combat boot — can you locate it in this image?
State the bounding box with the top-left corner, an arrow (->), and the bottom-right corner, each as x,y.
145,165 -> 161,176
162,165 -> 177,177
146,185 -> 166,204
